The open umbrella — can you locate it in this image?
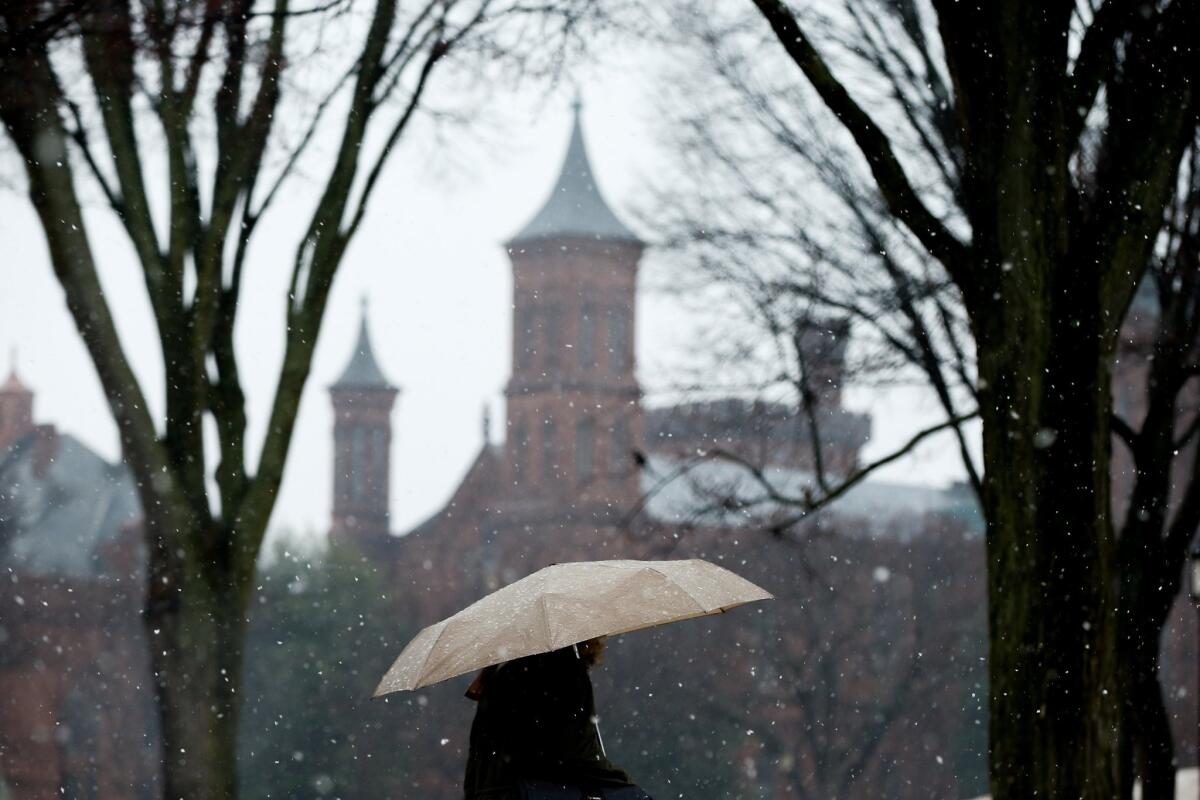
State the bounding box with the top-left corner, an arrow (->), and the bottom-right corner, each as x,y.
373,558 -> 773,697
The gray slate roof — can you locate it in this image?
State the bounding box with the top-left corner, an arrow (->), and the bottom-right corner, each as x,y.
0,432 -> 141,577
334,308 -> 393,389
509,103 -> 640,245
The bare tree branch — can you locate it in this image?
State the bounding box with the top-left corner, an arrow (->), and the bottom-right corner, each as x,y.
749,0 -> 970,288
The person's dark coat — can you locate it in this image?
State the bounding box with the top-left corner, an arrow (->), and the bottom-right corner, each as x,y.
463,646 -> 635,799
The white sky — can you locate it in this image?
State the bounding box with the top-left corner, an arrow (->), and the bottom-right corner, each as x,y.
0,58 -> 974,547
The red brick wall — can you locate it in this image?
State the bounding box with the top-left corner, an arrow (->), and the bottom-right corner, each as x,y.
330,386 -> 398,550
0,574 -> 157,799
505,238 -> 645,521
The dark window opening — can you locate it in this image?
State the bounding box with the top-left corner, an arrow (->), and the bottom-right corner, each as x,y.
542,417 -> 558,482
608,308 -> 629,372
579,306 -> 596,369
513,417 -> 528,477
576,416 -> 595,483
609,416 -> 630,476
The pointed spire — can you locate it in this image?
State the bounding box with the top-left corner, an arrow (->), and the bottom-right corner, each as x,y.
2,346 -> 30,394
333,297 -> 392,389
508,96 -> 640,245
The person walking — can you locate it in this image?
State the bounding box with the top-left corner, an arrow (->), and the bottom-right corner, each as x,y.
372,560 -> 772,796
462,637 -> 652,800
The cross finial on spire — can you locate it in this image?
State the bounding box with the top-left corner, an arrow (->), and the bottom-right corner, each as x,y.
360,294 -> 369,316
482,402 -> 492,444
571,90 -> 583,118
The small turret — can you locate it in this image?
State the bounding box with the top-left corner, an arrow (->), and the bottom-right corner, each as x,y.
329,300 -> 399,552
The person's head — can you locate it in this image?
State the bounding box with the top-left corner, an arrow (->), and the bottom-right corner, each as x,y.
576,636 -> 608,668
466,638 -> 609,700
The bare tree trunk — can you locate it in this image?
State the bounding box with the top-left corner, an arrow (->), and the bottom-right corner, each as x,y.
1116,555 -> 1172,800
978,305 -> 1120,798
1115,545 -> 1174,799
1117,530 -> 1192,800
1134,658 -> 1176,800
1115,287 -> 1199,798
142,512 -> 254,799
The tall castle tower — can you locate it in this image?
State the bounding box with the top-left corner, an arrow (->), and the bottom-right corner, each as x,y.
329,303 -> 399,551
502,101 -> 644,520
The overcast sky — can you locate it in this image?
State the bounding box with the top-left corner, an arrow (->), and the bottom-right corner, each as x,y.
0,57 -> 973,547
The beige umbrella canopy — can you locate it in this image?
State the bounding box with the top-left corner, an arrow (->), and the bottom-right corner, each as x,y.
373,558 -> 773,697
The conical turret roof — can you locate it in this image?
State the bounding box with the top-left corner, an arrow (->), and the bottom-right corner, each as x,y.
334,302 -> 393,389
509,101 -> 639,246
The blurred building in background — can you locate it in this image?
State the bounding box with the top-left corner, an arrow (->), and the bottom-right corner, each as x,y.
0,367 -> 158,799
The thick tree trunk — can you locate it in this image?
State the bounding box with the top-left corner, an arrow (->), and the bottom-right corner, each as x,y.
1118,555 -> 1186,800
1133,662 -> 1176,800
1116,560 -> 1177,800
1116,363 -> 1190,799
980,308 -> 1121,798
143,514 -> 252,800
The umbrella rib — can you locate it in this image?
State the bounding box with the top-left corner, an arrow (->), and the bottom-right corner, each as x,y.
537,593 -> 554,651
643,563 -> 711,613
414,621 -> 453,689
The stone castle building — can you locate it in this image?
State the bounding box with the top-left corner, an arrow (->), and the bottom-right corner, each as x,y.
325,106 -> 888,620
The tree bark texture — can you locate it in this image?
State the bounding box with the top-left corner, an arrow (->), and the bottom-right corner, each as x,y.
144,514 -> 254,800
1116,384 -> 1195,799
976,311 -> 1120,798
746,1 -> 1200,797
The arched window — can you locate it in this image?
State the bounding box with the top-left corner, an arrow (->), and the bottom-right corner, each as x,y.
371,428 -> 387,503
544,305 -> 562,369
542,417 -> 558,482
351,427 -> 367,500
608,308 -> 630,372
576,417 -> 595,483
336,428 -> 351,502
518,314 -> 535,371
578,306 -> 596,369
513,417 -> 528,477
609,416 -> 630,476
